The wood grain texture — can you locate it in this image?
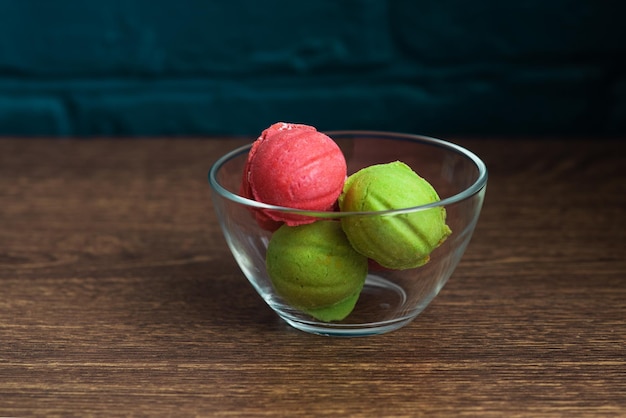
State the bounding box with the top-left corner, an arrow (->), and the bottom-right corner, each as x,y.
0,138 -> 625,417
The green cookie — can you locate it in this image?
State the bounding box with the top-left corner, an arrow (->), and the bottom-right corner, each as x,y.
266,221 -> 368,322
339,161 -> 451,270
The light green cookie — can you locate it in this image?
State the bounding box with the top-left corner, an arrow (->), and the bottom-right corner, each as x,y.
339,161 -> 451,270
266,221 -> 368,322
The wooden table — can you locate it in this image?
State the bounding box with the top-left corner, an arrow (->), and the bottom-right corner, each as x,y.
1,137 -> 624,417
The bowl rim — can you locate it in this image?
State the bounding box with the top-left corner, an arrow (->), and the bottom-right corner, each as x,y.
208,130 -> 488,217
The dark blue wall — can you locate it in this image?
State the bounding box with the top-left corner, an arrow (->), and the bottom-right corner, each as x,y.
0,0 -> 624,137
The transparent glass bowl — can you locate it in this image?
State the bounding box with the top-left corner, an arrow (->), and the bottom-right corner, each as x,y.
209,131 -> 487,336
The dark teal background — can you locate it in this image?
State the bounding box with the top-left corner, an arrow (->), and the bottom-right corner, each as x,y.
0,0 -> 624,137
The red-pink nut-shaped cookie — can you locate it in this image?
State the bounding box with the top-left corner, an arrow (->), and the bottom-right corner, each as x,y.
247,122 -> 346,226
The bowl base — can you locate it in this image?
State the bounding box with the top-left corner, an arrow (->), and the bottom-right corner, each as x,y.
277,274 -> 417,337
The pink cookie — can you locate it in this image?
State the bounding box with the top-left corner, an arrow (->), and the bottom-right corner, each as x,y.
242,122 -> 346,227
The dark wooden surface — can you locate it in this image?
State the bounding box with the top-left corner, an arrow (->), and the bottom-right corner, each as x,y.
1,137 -> 624,417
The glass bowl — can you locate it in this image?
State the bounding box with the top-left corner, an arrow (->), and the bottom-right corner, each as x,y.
209,131 -> 487,336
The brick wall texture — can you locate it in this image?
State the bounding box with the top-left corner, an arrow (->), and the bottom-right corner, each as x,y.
0,0 -> 624,137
